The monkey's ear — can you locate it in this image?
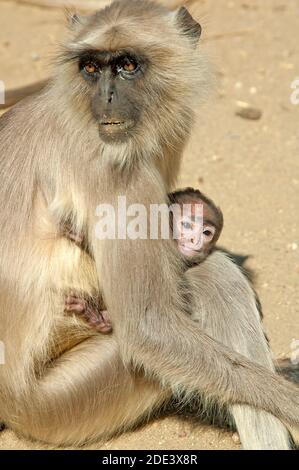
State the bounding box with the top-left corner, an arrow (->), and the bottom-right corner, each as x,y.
66,11 -> 88,29
175,7 -> 202,45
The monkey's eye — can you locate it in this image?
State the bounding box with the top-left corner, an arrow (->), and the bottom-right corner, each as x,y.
182,221 -> 192,230
84,63 -> 98,75
80,59 -> 101,80
203,225 -> 216,242
123,58 -> 137,72
203,229 -> 212,236
117,56 -> 140,78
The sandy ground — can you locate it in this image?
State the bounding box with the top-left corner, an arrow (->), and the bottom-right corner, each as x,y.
0,0 -> 298,450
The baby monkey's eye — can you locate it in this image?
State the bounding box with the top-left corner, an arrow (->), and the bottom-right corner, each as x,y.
203,225 -> 216,242
182,221 -> 192,230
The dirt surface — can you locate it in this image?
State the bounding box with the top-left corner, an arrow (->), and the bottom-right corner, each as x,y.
0,0 -> 298,450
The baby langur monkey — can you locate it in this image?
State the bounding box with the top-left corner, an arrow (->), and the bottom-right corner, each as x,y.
63,187 -> 223,333
169,187 -> 223,263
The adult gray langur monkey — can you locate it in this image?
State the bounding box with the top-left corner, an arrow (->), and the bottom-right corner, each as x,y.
0,0 -> 298,449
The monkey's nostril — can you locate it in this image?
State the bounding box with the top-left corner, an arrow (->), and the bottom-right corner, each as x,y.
108,92 -> 114,104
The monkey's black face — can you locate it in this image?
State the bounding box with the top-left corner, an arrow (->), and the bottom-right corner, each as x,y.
78,50 -> 146,143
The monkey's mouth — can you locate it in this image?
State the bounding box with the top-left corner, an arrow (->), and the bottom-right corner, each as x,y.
99,120 -> 134,132
101,120 -> 124,127
98,119 -> 135,142
178,241 -> 202,257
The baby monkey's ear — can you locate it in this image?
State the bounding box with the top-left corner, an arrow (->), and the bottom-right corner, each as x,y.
175,7 -> 202,45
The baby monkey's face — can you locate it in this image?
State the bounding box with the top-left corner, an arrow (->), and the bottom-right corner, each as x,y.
170,189 -> 223,261
174,201 -> 216,257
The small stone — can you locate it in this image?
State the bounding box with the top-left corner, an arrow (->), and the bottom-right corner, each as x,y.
31,52 -> 40,62
211,154 -> 222,162
227,132 -> 241,140
236,106 -> 262,120
286,243 -> 298,251
236,100 -> 249,107
242,2 -> 259,9
273,5 -> 287,12
250,86 -> 257,94
235,81 -> 243,90
280,62 -> 294,70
